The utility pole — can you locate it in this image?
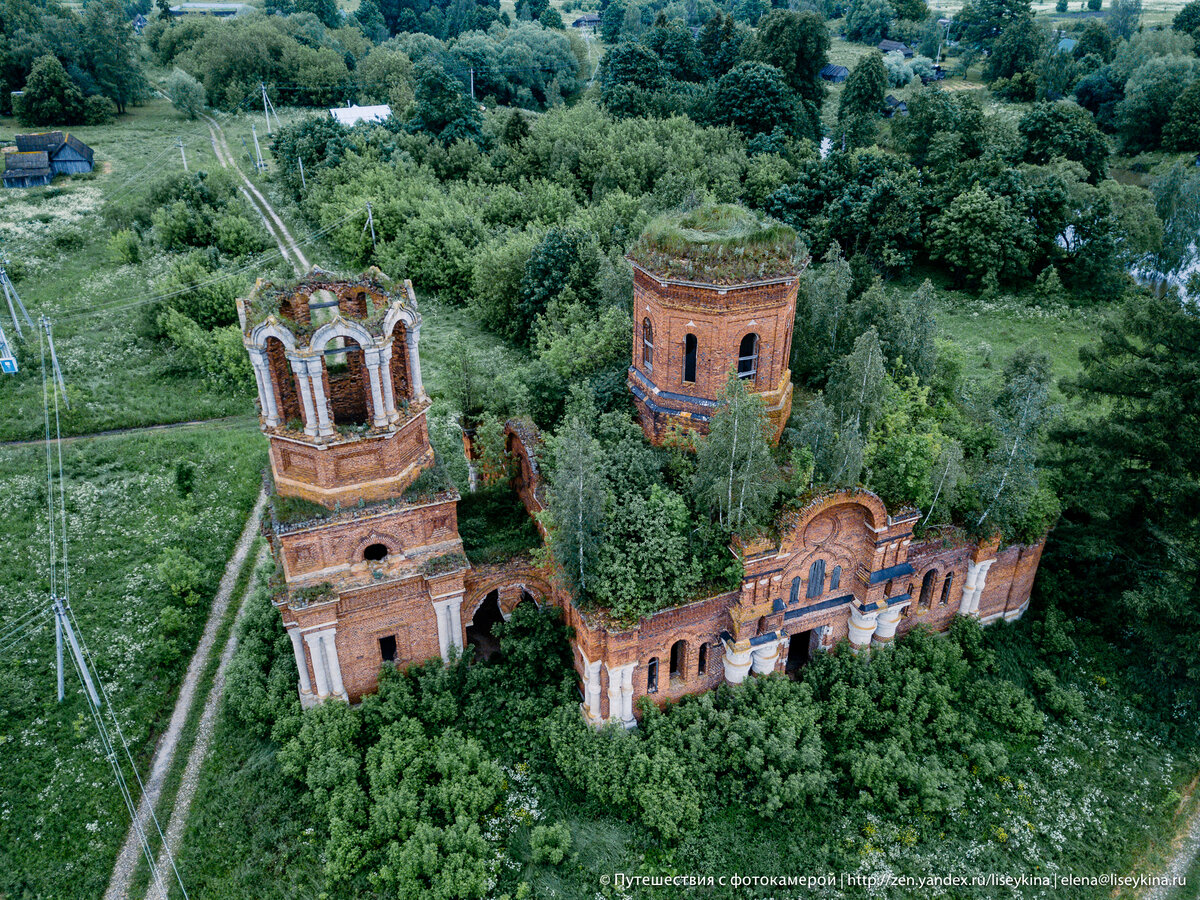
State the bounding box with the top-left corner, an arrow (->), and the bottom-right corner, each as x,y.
177,137 -> 188,172
0,259 -> 32,339
55,601 -> 64,701
363,202 -> 376,251
469,67 -> 475,101
298,156 -> 306,189
251,123 -> 266,172
260,82 -> 279,134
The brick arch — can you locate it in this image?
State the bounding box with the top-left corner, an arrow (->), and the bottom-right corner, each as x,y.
248,319 -> 297,352
776,490 -> 890,600
309,318 -> 378,354
352,532 -> 402,561
777,489 -> 889,551
462,565 -> 554,624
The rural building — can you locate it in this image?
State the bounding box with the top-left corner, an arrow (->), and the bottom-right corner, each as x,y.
239,234 -> 1046,721
883,94 -> 909,117
329,104 -> 392,126
14,132 -> 93,175
878,39 -> 914,57
819,64 -> 849,83
571,12 -> 601,29
1056,37 -> 1078,54
2,150 -> 52,188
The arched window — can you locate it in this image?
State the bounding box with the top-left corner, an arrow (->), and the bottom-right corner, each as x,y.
683,333 -> 698,383
364,543 -> 388,562
737,333 -> 759,380
940,572 -> 954,607
669,640 -> 687,680
697,643 -> 708,675
789,576 -> 801,605
647,657 -> 659,693
830,565 -> 841,591
642,318 -> 654,371
919,570 -> 937,612
806,559 -> 826,599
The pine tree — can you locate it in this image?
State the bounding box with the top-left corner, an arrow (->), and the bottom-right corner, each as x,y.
693,373 -> 779,532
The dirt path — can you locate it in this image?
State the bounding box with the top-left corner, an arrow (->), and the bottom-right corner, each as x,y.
0,413 -> 256,449
103,488 -> 268,900
144,544 -> 271,900
203,116 -> 309,275
1143,776 -> 1200,900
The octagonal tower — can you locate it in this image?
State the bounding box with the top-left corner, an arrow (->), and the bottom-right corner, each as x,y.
238,267 -> 431,508
626,205 -> 807,446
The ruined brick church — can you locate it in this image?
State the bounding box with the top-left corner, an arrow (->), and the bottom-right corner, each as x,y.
238,238 -> 1045,724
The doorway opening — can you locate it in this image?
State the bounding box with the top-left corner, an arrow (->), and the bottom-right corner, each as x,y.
466,590 -> 504,662
378,634 -> 398,663
785,630 -> 811,676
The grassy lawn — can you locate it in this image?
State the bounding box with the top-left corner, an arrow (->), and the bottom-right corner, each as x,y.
0,100 -> 263,441
0,426 -> 266,900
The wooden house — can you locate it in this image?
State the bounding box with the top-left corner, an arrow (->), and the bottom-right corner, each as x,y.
14,132 -> 94,175
820,64 -> 849,83
3,150 -> 53,188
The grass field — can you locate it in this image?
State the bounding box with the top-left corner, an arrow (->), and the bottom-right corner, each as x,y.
0,100 -> 267,442
0,426 -> 265,900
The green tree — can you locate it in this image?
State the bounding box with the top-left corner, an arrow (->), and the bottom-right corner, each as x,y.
932,185 -> 1033,286
1107,0 -> 1141,40
1150,163 -> 1200,277
1056,293 -> 1200,686
956,0 -> 1033,53
749,9 -> 830,105
693,372 -> 779,532
794,243 -> 854,380
82,0 -> 146,114
1018,100 -> 1108,182
706,61 -> 819,142
407,63 -> 483,146
983,13 -> 1043,82
1174,0 -> 1200,33
16,54 -> 85,126
838,52 -> 887,123
546,415 -> 606,594
165,67 -> 205,119
972,344 -> 1052,534
846,0 -> 895,44
592,485 -> 702,621
519,226 -> 601,347
697,13 -> 745,78
1164,80 -> 1200,151
1116,56 -> 1200,152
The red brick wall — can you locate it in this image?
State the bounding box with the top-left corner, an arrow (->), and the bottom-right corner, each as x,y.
629,264 -> 797,445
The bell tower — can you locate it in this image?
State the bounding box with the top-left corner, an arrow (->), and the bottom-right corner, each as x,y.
239,268 -> 468,705
626,205 -> 804,446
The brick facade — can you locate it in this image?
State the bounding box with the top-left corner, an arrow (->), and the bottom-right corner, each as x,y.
627,263 -> 798,445
238,268 -> 1046,722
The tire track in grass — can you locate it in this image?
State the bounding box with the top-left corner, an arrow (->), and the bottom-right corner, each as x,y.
103,488 -> 268,900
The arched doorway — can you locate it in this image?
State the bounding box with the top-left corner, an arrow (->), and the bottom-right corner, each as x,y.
466,590 -> 504,662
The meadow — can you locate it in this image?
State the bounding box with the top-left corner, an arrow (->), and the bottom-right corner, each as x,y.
0,426 -> 265,899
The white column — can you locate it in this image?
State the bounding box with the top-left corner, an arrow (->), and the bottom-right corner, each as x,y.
848,606 -> 880,652
605,662 -> 622,724
873,605 -> 904,645
363,348 -> 389,428
322,631 -> 345,698
723,641 -> 753,684
620,664 -> 635,727
288,628 -> 312,696
304,631 -> 330,699
431,596 -> 463,661
378,342 -> 398,420
406,324 -> 425,399
249,349 -> 280,427
958,559 -> 995,617
581,656 -> 603,724
290,355 -> 319,436
814,624 -> 832,652
305,356 -> 334,437
751,640 -> 782,675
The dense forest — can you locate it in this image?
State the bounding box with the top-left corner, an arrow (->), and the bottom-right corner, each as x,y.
2,0 -> 1200,894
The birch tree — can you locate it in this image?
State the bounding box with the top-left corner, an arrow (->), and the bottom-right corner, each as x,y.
694,373 -> 779,532
974,345 -> 1052,531
545,416 -> 605,595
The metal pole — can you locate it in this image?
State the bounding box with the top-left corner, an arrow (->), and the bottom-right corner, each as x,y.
55,605 -> 64,702
58,599 -> 98,707
262,83 -> 271,135
178,137 -> 187,172
470,67 -> 475,101
298,156 -> 306,189
252,123 -> 265,172
366,202 -> 376,250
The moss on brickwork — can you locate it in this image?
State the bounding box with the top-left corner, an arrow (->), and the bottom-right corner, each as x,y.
631,203 -> 807,284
